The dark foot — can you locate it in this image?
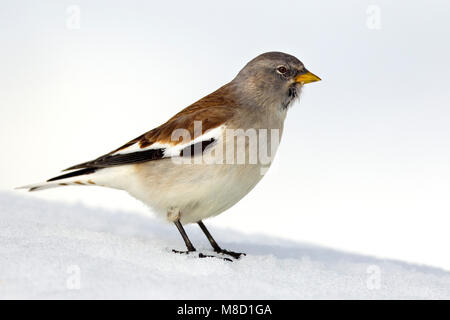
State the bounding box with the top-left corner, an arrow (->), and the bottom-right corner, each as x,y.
199,253 -> 233,262
196,221 -> 246,260
172,249 -> 196,255
215,249 -> 246,259
172,249 -> 232,262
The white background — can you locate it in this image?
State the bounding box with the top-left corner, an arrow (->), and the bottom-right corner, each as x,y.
1,1 -> 450,269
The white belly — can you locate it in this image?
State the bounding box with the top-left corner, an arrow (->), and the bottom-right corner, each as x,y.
127,160 -> 265,224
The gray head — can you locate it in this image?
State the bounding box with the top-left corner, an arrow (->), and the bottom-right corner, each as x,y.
232,52 -> 320,109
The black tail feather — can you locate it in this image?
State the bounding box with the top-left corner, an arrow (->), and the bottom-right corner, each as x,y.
47,168 -> 98,182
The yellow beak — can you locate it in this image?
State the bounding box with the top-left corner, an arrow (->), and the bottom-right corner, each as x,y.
295,71 -> 321,84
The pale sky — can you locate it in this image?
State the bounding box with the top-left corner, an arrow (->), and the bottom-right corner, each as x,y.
1,0 -> 450,269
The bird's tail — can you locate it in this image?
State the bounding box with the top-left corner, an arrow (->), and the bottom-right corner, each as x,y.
16,168 -> 100,192
17,163 -> 135,192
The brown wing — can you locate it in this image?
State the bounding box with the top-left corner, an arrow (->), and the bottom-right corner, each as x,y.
64,83 -> 236,171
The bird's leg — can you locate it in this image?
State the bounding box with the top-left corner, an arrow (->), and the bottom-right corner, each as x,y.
172,219 -> 196,254
197,220 -> 246,259
172,219 -> 233,261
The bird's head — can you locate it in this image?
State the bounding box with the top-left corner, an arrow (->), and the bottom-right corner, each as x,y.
232,52 -> 321,109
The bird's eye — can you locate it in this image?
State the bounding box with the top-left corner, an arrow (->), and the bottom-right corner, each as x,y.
276,66 -> 288,74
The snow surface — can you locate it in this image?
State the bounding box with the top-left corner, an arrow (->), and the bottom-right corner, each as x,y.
1,191 -> 449,299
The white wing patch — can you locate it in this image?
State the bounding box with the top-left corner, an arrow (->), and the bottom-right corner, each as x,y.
111,125 -> 225,158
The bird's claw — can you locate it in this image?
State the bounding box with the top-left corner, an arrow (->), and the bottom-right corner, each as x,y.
199,252 -> 233,262
214,249 -> 246,260
172,249 -> 233,262
172,249 -> 196,255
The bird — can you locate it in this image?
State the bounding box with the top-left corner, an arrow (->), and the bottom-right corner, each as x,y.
18,52 -> 321,261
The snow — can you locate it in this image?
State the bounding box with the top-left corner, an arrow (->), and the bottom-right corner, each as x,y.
1,191 -> 449,299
